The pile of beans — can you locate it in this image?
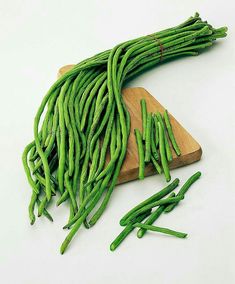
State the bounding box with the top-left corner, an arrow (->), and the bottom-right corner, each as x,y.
22,13 -> 227,254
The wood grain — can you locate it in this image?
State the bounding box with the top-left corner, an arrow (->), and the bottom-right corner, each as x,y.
58,65 -> 202,184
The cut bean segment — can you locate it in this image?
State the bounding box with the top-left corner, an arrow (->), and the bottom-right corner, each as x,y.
110,210 -> 151,251
163,110 -> 181,156
120,178 -> 179,226
144,113 -> 152,162
133,223 -> 187,238
158,122 -> 171,182
164,171 -> 201,213
140,99 -> 147,141
134,129 -> 145,180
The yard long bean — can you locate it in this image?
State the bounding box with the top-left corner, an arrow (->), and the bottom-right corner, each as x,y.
164,171 -> 201,212
120,178 -> 179,226
21,13 -> 226,253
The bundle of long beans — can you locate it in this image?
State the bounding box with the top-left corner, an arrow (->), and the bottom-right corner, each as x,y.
22,13 -> 227,254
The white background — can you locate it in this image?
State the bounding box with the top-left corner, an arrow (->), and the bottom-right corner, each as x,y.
0,1 -> 234,283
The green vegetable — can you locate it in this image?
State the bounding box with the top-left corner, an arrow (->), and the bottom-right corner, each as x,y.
153,114 -> 159,147
124,195 -> 183,224
156,112 -> 173,162
36,199 -> 53,222
144,112 -> 152,162
137,192 -> 175,238
150,117 -> 159,160
21,13 -> 227,253
163,110 -> 181,156
151,156 -> 162,174
134,128 -> 145,179
164,171 -> 201,213
120,178 -> 179,226
140,99 -> 147,140
28,191 -> 38,225
133,223 -> 187,238
110,210 -> 151,251
158,122 -> 171,182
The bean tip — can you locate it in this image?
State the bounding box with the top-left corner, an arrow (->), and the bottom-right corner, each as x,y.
166,177 -> 171,183
137,230 -> 144,239
110,244 -> 115,251
119,219 -> 126,226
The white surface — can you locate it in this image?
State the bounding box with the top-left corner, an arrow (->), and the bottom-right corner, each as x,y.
0,1 -> 234,283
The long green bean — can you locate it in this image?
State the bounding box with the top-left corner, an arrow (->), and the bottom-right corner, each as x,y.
137,192 -> 175,238
110,210 -> 151,251
134,129 -> 145,180
163,110 -> 181,156
151,156 -> 162,174
140,99 -> 147,140
144,112 -> 152,162
158,122 -> 171,182
164,171 -> 201,212
124,195 -> 183,224
150,117 -> 159,161
133,223 -> 187,238
156,112 -> 172,162
120,178 -> 179,226
153,114 -> 159,147
21,14 -> 226,253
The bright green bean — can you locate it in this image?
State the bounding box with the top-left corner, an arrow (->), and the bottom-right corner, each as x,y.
88,120 -> 121,226
140,99 -> 147,140
158,122 -> 171,182
133,223 -> 187,238
144,112 -> 152,162
164,171 -> 201,212
125,196 -> 183,224
22,14 -> 226,254
38,195 -> 48,217
150,117 -> 159,161
153,114 -> 159,148
57,79 -> 71,195
137,192 -> 175,238
120,178 -> 179,226
63,84 -> 75,177
28,191 -> 38,225
110,211 -> 151,252
36,199 -> 53,222
134,129 -> 145,180
156,112 -> 172,162
22,142 -> 39,194
60,172 -> 113,253
163,109 -> 181,156
64,171 -> 78,212
151,156 -> 162,174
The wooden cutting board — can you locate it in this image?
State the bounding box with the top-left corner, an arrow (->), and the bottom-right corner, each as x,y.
58,65 -> 202,184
